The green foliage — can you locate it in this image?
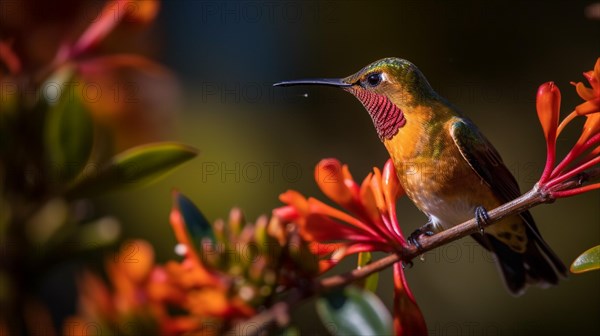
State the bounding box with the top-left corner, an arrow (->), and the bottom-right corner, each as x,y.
43,67 -> 94,183
169,193 -> 322,311
276,326 -> 300,336
316,286 -> 393,336
66,142 -> 198,197
0,3 -> 202,335
571,245 -> 600,274
357,252 -> 379,293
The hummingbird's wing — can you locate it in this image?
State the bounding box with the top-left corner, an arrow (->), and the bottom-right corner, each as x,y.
449,118 -> 558,237
449,118 -> 522,203
450,118 -> 566,294
449,118 -> 553,235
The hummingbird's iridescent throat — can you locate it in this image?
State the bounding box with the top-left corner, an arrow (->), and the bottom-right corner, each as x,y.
345,86 -> 406,141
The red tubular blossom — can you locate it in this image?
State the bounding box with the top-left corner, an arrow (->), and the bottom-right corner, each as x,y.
537,82 -> 561,141
382,159 -> 404,239
57,0 -> 160,64
536,82 -> 561,184
277,158 -> 407,267
393,263 -> 427,336
538,58 -> 600,198
315,159 -> 358,209
277,158 -> 426,333
577,112 -> 600,148
573,58 -> 600,116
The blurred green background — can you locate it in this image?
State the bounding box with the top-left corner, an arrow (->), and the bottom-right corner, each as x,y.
96,1 -> 599,335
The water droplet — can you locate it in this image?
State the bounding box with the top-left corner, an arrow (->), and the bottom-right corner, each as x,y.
174,243 -> 187,256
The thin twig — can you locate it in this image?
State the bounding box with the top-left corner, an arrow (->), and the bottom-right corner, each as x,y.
318,188 -> 542,289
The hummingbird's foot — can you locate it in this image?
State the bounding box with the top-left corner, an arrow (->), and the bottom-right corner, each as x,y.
474,206 -> 490,235
407,224 -> 435,250
402,260 -> 414,269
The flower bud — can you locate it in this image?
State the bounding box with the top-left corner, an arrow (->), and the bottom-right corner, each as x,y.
536,82 -> 561,142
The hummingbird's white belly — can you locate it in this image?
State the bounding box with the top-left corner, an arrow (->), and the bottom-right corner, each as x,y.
422,197 -> 476,231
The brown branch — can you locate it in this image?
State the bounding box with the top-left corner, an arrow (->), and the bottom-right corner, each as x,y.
318,187 -> 543,289
321,166 -> 600,290
231,167 -> 600,335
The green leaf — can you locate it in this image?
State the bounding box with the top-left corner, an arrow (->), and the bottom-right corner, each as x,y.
571,245 -> 600,274
66,142 -> 198,197
173,191 -> 215,245
316,286 -> 393,336
44,67 -> 94,183
357,252 -> 379,293
275,326 -> 299,336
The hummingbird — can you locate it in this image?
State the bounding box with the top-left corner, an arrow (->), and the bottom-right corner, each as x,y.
274,57 -> 566,295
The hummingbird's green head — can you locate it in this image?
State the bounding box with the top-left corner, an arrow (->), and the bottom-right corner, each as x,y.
274,57 -> 437,141
342,58 -> 436,105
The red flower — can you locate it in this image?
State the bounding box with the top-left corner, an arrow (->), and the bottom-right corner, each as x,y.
48,0 -> 173,151
572,58 -> 600,116
276,158 -> 427,336
58,0 -> 160,63
276,158 -> 406,270
536,58 -> 600,197
536,82 -> 561,184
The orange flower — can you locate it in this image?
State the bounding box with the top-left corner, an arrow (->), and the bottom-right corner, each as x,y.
65,0 -> 160,61
75,54 -> 178,150
276,159 -> 426,336
573,57 -> 600,116
536,82 -> 561,184
567,57 -> 600,148
537,82 -> 561,143
67,235 -> 256,335
48,0 -> 174,151
277,158 -> 405,271
68,239 -> 192,336
393,263 -> 428,336
536,58 -> 600,197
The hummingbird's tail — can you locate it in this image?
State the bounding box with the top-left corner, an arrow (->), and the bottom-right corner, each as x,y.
475,211 -> 567,296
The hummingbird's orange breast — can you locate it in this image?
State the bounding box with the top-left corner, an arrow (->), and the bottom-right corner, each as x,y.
383,105 -> 528,252
383,106 -> 500,230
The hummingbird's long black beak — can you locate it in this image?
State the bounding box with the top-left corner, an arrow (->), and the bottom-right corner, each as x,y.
273,78 -> 352,88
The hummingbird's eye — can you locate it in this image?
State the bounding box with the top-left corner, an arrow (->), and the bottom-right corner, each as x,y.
366,73 -> 382,87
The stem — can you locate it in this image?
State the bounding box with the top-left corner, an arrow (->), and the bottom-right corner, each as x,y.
551,182 -> 600,198
546,156 -> 600,189
550,132 -> 600,179
556,110 -> 578,136
579,145 -> 600,167
319,187 -> 543,293
540,140 -> 556,184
